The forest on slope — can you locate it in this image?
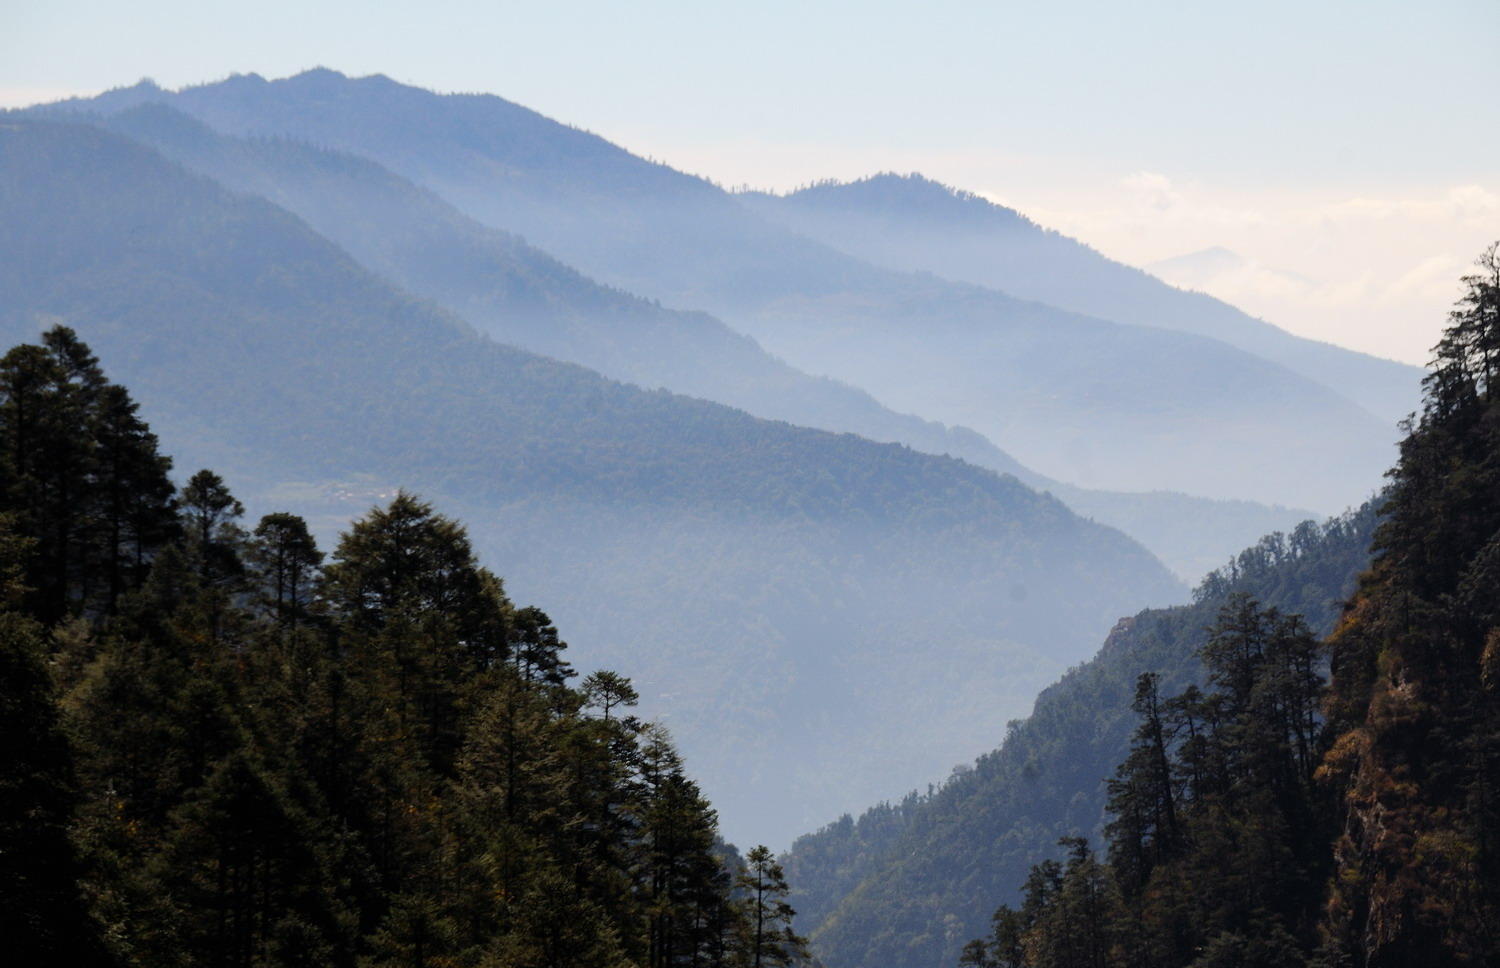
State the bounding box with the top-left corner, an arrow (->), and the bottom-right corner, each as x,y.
0,326 -> 806,967
787,505 -> 1376,968
20,98 -> 1317,582
0,117 -> 1184,846
795,248 -> 1500,968
42,69 -> 1401,510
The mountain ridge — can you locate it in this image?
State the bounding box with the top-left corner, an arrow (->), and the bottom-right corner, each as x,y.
744,171 -> 1419,426
33,98 -> 1317,579
0,116 -> 1186,846
37,69 -> 1398,511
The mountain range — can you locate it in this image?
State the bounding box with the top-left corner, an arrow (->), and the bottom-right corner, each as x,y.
44,70 -> 1414,511
742,174 -> 1415,427
0,116 -> 1185,846
39,97 -> 1314,581
7,68 -> 1418,848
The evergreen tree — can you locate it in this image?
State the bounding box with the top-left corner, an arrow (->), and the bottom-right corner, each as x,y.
1318,243 -> 1500,966
740,845 -> 807,968
0,327 -> 176,623
0,517 -> 111,964
248,512 -> 323,627
0,331 -> 792,968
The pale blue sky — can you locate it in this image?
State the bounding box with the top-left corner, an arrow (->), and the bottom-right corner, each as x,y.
3,0 -> 1497,361
4,0 -> 1496,184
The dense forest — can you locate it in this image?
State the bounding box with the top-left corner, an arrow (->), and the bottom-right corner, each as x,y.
955,247 -> 1500,967
0,329 -> 807,966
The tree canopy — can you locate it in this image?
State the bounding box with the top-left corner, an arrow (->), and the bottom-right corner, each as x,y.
0,328 -> 796,967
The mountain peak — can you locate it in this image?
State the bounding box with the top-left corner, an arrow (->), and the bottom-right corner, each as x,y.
783,171 -> 1032,231
286,66 -> 351,86
211,71 -> 267,88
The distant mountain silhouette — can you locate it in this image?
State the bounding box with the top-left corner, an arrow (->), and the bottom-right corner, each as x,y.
43,70 -> 1398,511
46,100 -> 1314,581
745,173 -> 1417,427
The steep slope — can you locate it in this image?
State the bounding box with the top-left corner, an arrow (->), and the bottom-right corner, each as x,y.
1316,253 -> 1500,965
742,173 -> 1421,427
42,71 -> 1396,511
0,118 -> 1186,847
69,102 -> 1314,581
786,503 -> 1378,968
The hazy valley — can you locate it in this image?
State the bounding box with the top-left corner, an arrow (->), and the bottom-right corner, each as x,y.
2,52 -> 1494,968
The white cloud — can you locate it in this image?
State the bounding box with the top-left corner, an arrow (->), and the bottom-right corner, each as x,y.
1122,171 -> 1183,213
1016,177 -> 1499,365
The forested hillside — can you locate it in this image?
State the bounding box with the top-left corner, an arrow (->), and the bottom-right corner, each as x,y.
948,247 -> 1500,967
788,503 -> 1377,968
43,70 -> 1396,510
0,117 -> 1185,845
1315,246 -> 1500,964
0,328 -> 808,966
742,173 -> 1420,427
81,103 -> 1018,486
16,101 -> 1315,581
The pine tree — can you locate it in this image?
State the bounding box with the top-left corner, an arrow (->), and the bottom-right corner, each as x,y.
0,517 -> 111,964
249,513 -> 324,627
1318,243 -> 1500,966
739,845 -> 807,968
0,327 -> 176,623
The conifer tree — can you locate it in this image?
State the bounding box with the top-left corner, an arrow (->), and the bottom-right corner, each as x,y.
0,517 -> 111,964
249,512 -> 323,627
740,845 -> 807,968
0,330 -> 781,968
0,327 -> 176,623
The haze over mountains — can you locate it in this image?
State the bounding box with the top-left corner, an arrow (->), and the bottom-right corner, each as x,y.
0,117 -> 1185,846
783,504 -> 1378,968
742,174 -> 1419,427
46,69 -> 1413,511
5,69 -> 1413,850
42,100 -> 1309,583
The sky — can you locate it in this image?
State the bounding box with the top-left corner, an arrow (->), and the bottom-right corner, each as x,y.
4,0 -> 1496,364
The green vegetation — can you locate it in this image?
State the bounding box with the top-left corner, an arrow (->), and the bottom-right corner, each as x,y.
785,506 -> 1375,968
960,597 -> 1332,966
1316,244 -> 1500,965
0,327 -> 798,966
952,245 -> 1500,967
